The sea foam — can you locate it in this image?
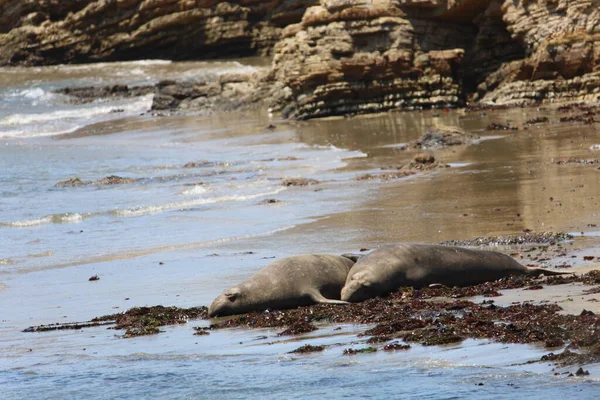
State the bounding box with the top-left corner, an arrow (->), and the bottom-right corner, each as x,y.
114,189 -> 285,217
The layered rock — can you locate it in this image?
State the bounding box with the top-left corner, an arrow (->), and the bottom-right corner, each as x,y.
3,0 -> 600,118
477,0 -> 600,104
265,0 -> 600,117
0,0 -> 317,65
55,68 -> 270,114
268,0 -> 476,119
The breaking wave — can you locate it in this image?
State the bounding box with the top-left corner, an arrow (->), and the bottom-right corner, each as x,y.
0,94 -> 153,138
114,189 -> 285,217
2,213 -> 85,228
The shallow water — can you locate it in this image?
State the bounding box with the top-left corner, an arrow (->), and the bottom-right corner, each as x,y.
2,60 -> 600,398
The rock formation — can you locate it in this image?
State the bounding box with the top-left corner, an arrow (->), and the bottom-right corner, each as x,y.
477,0 -> 600,105
266,0 -> 600,118
3,0 -> 600,119
268,0 -> 475,119
0,0 -> 317,65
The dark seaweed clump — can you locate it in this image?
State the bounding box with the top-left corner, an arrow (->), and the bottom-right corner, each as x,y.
344,347 -> 377,355
94,306 -> 208,338
383,342 -> 411,352
290,345 -> 325,354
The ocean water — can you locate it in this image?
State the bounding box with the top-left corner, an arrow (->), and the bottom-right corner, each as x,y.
1,59 -> 600,399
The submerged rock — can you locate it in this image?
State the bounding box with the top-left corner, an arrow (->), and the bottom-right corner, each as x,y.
55,85 -> 154,104
355,153 -> 449,181
401,126 -> 479,150
55,175 -> 137,187
55,177 -> 86,187
281,177 -> 320,187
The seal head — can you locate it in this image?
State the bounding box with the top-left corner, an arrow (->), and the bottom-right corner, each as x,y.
340,271 -> 377,302
208,287 -> 244,317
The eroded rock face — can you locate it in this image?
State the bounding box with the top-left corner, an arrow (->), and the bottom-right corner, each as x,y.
3,0 -> 600,118
0,0 -> 317,65
268,0 -> 475,119
477,0 -> 600,104
266,0 -> 600,117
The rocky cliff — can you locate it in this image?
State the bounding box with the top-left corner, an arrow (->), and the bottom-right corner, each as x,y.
0,0 -> 316,65
3,0 -> 599,119
478,0 -> 600,105
266,0 -> 600,118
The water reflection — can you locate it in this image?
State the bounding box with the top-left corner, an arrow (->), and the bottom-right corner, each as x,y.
289,108 -> 600,246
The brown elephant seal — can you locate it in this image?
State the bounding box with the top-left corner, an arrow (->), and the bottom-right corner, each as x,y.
341,243 -> 567,302
208,254 -> 354,317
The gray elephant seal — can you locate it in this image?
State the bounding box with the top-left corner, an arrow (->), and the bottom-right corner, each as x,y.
341,243 -> 567,302
208,254 -> 354,317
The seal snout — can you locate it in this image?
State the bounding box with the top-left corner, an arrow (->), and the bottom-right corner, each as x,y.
208,294 -> 227,317
340,280 -> 364,303
208,290 -> 237,317
341,271 -> 374,303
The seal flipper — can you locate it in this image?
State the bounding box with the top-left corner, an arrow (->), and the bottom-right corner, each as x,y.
309,291 -> 349,305
525,268 -> 573,277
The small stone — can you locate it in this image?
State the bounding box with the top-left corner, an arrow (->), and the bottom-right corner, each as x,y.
413,153 -> 435,164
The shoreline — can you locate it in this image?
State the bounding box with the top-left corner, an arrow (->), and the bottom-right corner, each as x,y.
17,232 -> 600,370
3,77 -> 600,396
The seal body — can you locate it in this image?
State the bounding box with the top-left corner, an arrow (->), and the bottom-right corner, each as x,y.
341,243 -> 563,302
208,254 -> 354,317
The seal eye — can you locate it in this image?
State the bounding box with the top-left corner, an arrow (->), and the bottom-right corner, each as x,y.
225,291 -> 239,302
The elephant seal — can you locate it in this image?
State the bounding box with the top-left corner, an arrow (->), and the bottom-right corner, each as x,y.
208,254 -> 354,317
341,243 -> 567,302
